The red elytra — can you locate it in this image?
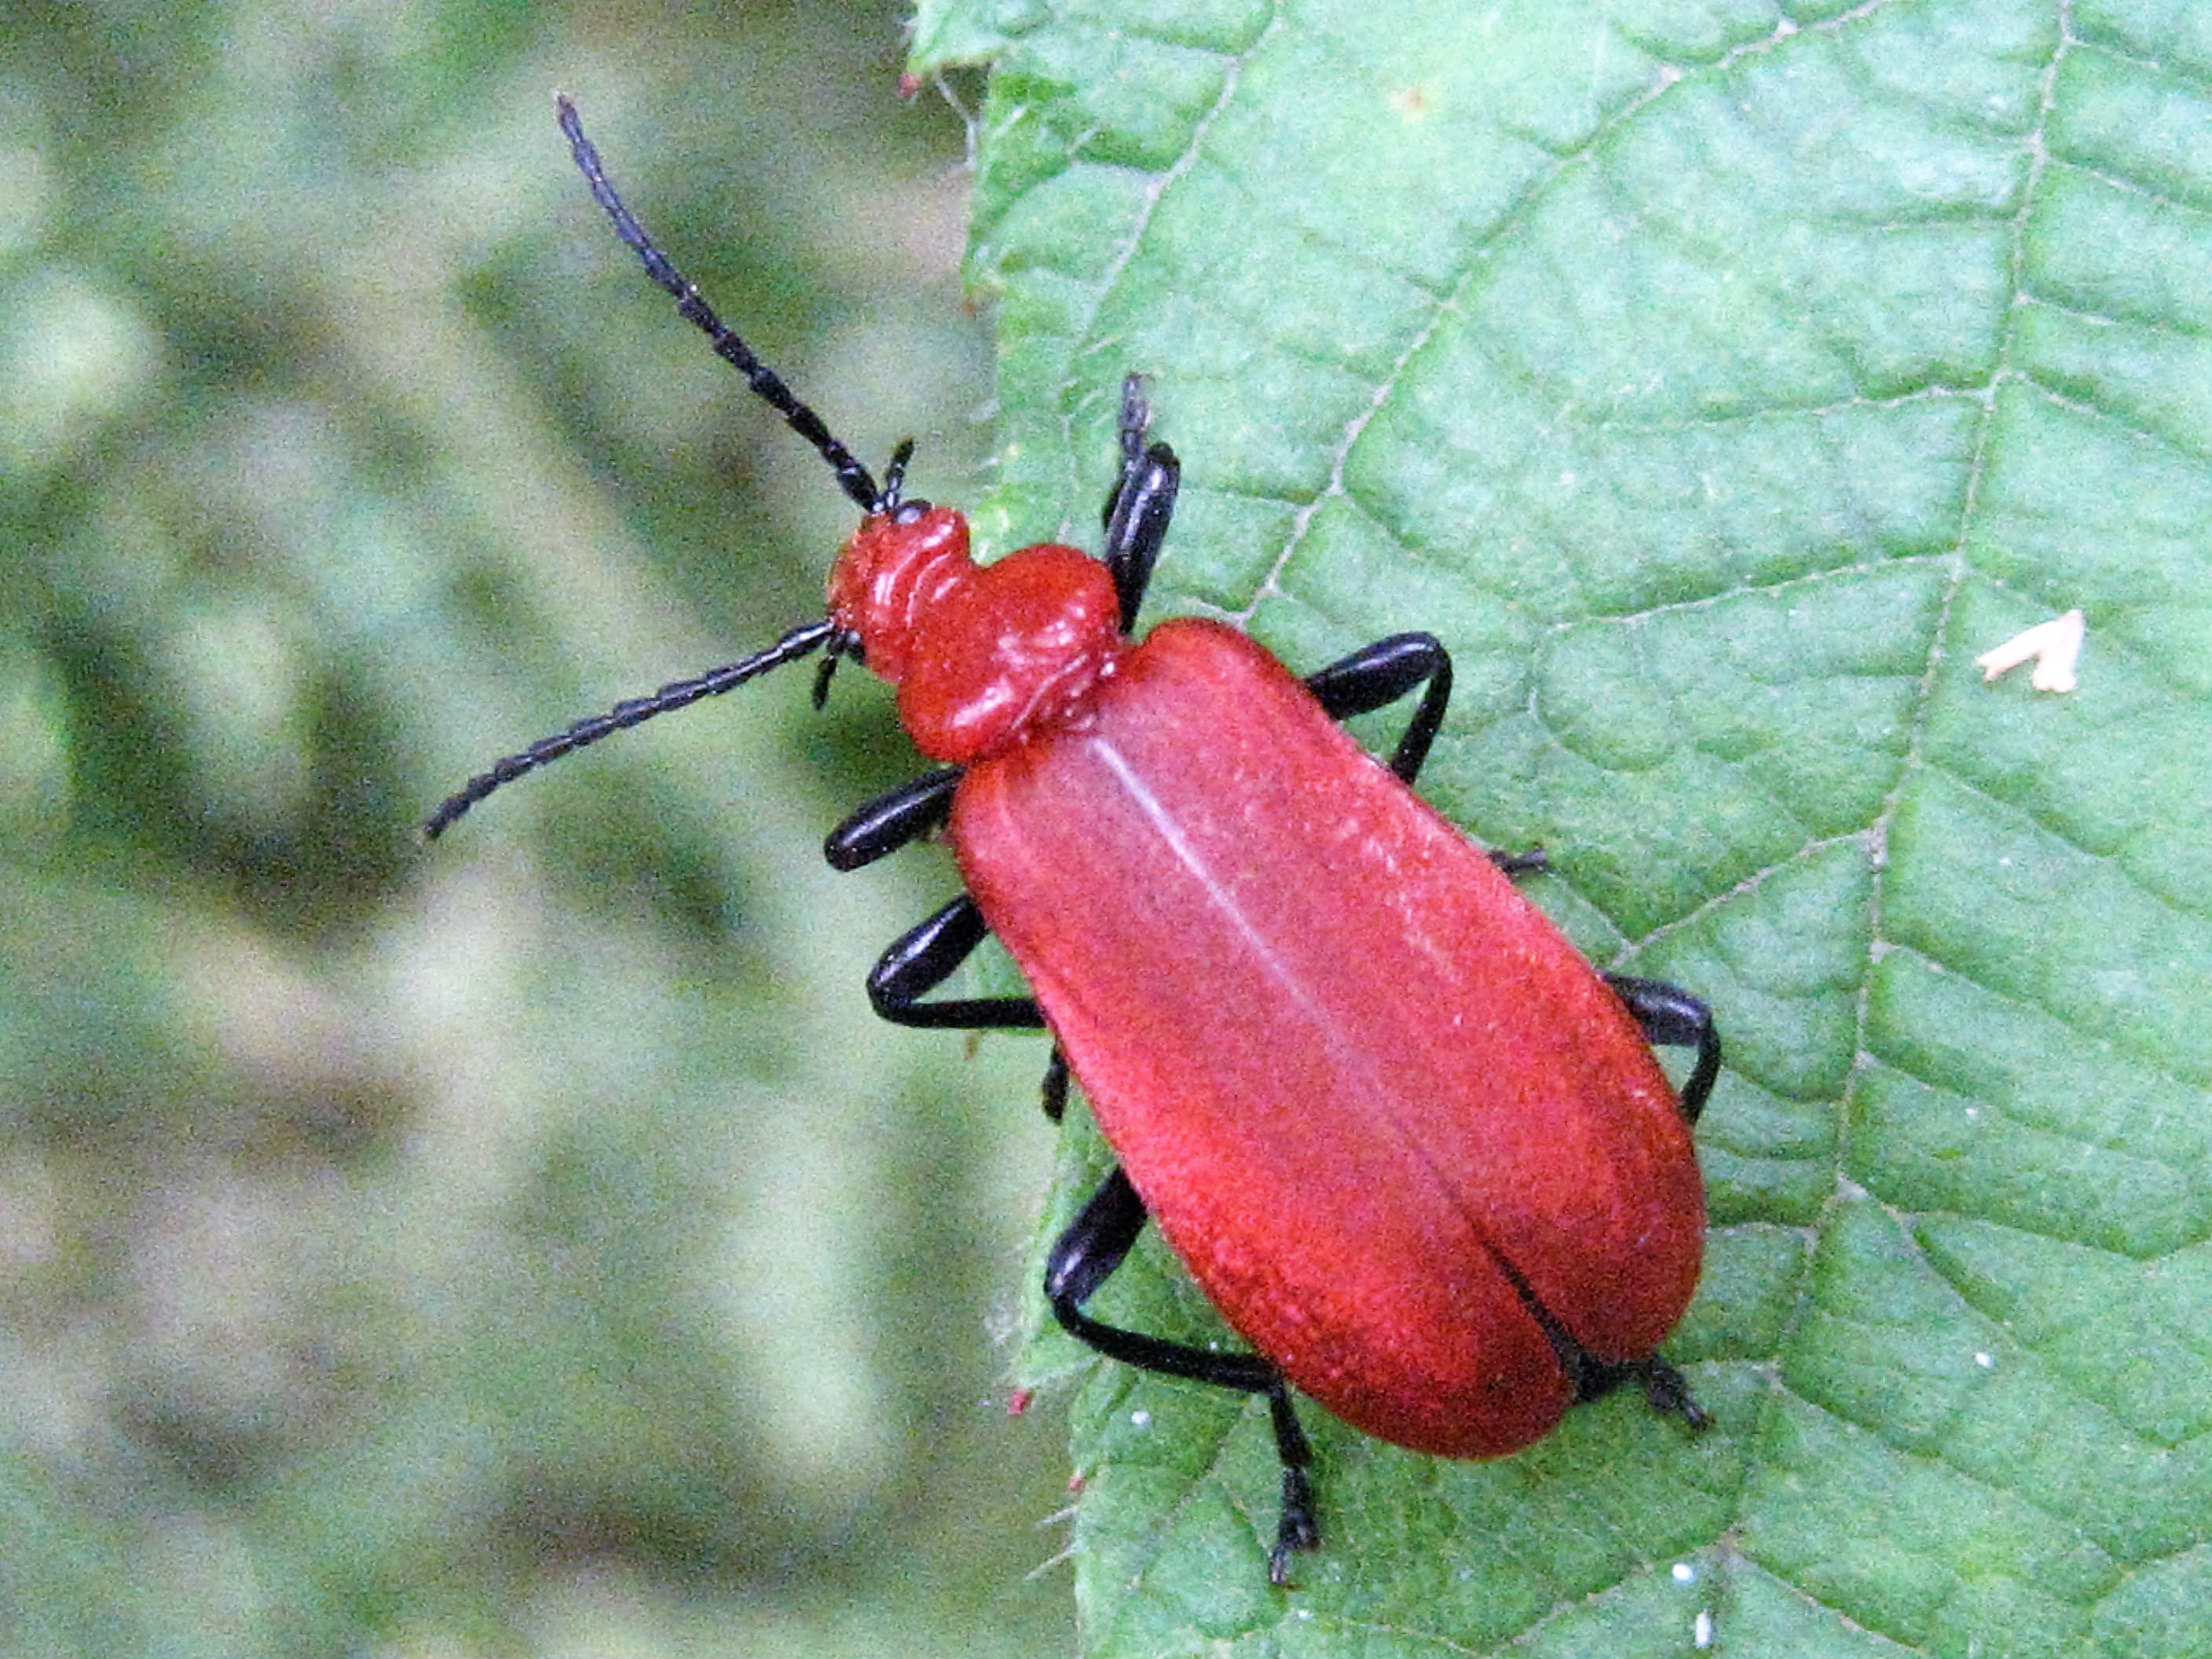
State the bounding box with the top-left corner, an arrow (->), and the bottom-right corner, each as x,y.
428,96 -> 1719,1584
950,621 -> 1703,1458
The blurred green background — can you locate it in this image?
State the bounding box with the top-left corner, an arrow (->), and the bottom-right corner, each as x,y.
2,2 -> 1082,1654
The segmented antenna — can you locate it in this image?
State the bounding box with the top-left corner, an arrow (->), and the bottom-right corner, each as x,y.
421,620 -> 838,840
555,92 -> 884,514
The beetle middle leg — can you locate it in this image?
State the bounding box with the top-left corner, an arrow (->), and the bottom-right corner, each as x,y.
826,769 -> 1075,1117
1304,635 -> 1544,876
1047,1165 -> 1320,1584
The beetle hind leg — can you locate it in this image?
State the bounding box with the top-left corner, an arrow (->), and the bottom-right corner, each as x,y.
1567,1351 -> 1709,1434
1046,1165 -> 1320,1584
1630,1355 -> 1709,1431
1603,974 -> 1722,1126
1497,1251 -> 1709,1439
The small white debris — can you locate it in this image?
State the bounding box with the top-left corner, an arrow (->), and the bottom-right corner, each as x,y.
1695,1609 -> 1714,1648
1976,1352 -> 1995,1369
1129,1408 -> 1151,1429
1976,610 -> 2084,693
1672,1562 -> 1697,1584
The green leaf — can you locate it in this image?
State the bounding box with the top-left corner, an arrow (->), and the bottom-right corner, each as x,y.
918,0 -> 2212,1652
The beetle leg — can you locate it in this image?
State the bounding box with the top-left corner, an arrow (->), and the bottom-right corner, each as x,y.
1498,1260 -> 1711,1433
1046,1165 -> 1321,1584
1040,1046 -> 1071,1123
1632,1355 -> 1710,1430
833,779 -> 1068,1117
1566,1353 -> 1709,1432
866,895 -> 1046,1031
1302,632 -> 1452,785
1101,375 -> 1181,632
1486,846 -> 1550,878
1303,638 -> 1543,877
1603,975 -> 1722,1126
823,767 -> 961,870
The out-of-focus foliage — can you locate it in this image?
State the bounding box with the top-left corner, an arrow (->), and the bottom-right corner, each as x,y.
1,3 -> 1075,1654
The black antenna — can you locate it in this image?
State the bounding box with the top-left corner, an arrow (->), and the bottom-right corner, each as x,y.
555,92 -> 884,514
422,620 -> 839,840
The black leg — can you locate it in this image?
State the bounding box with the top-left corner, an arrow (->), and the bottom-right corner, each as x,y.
1040,1047 -> 1071,1123
1632,1356 -> 1709,1429
1558,1350 -> 1709,1430
1302,634 -> 1546,877
1302,632 -> 1452,785
823,767 -> 961,871
867,896 -> 1046,1031
1100,375 -> 1181,631
1489,846 -> 1549,878
1046,1166 -> 1320,1584
1604,976 -> 1721,1126
1483,1250 -> 1710,1434
825,771 -> 1072,1104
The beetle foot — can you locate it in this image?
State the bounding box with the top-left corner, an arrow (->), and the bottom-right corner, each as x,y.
1267,1465 -> 1321,1587
1637,1357 -> 1709,1432
1486,844 -> 1547,878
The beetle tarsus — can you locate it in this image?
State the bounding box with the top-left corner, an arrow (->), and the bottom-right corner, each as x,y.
1269,1470 -> 1321,1585
1635,1357 -> 1708,1432
1046,1167 -> 1328,1573
1265,1383 -> 1321,1585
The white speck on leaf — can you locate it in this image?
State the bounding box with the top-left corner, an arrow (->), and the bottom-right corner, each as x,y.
1975,610 -> 2084,693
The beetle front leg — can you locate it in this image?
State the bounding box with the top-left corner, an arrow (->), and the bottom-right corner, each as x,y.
1047,1166 -> 1320,1584
1100,375 -> 1181,631
1604,975 -> 1721,1126
824,767 -> 961,870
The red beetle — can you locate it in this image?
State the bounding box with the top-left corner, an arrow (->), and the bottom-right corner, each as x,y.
429,96 -> 1720,1584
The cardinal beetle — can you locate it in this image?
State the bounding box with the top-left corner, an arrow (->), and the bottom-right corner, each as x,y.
428,95 -> 1722,1584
